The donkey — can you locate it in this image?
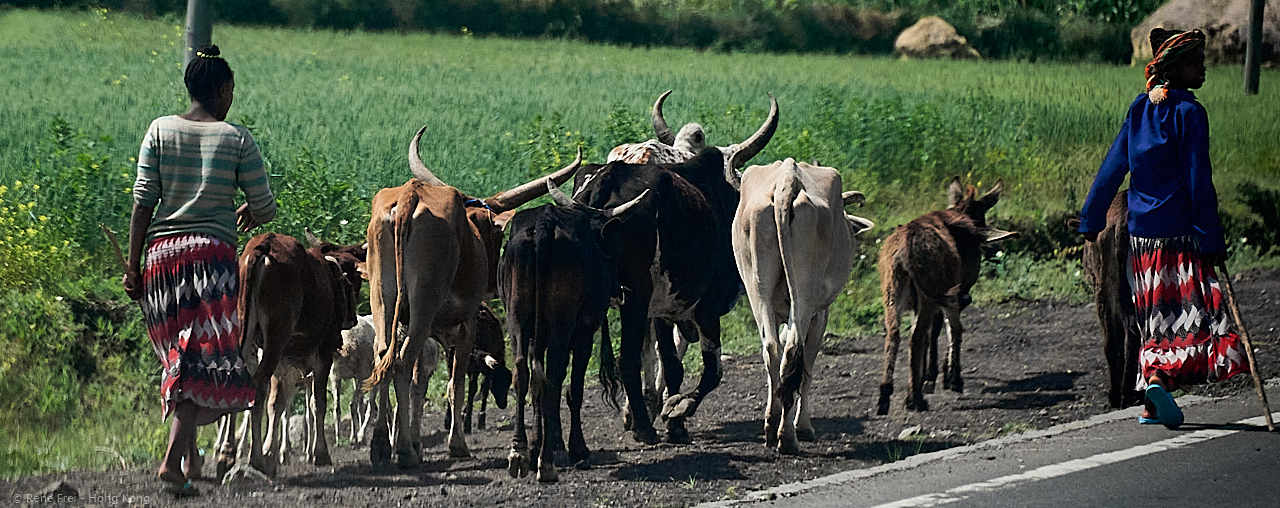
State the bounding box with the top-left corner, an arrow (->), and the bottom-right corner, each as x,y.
1081,191 -> 1143,409
876,177 -> 1016,414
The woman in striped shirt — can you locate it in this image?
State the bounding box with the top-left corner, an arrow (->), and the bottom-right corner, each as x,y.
123,44 -> 276,496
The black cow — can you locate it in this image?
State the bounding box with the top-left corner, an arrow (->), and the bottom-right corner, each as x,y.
499,180 -> 645,482
571,146 -> 746,444
441,302 -> 513,433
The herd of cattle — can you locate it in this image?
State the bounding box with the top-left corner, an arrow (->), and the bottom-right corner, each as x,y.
206,90 -> 1129,484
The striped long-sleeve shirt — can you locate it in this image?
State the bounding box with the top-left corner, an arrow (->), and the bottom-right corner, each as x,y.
133,115 -> 277,244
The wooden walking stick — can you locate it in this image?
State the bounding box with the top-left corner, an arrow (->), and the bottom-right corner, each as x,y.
100,223 -> 128,269
1216,262 -> 1275,431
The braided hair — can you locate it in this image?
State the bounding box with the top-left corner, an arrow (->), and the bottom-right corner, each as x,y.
184,44 -> 234,101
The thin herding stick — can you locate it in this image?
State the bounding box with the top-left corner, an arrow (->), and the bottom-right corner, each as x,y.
1217,263 -> 1275,432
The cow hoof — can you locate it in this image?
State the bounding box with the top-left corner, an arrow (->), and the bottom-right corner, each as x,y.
508,451 -> 529,479
448,444 -> 471,459
631,428 -> 660,445
397,451 -> 421,469
904,396 -> 928,412
662,394 -> 699,419
876,384 -> 894,416
778,438 -> 801,456
215,459 -> 233,481
252,458 -> 278,479
536,462 -> 559,483
221,464 -> 271,484
923,380 -> 936,394
947,378 -> 964,393
796,427 -> 816,442
312,451 -> 333,467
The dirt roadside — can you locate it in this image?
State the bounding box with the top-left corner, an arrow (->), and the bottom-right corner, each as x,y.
4,268 -> 1277,508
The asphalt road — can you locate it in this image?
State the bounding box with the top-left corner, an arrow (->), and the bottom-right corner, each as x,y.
702,379 -> 1280,508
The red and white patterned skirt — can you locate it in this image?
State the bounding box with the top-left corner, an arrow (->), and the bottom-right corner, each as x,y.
1130,235 -> 1249,390
142,233 -> 254,419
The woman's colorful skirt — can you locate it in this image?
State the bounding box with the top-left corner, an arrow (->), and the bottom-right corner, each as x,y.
1130,235 -> 1249,390
142,233 -> 254,419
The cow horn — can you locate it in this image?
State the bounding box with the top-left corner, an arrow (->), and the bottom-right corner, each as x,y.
728,93 -> 780,170
408,125 -> 447,186
652,90 -> 675,146
547,178 -> 575,208
304,227 -> 321,247
605,189 -> 650,218
484,147 -> 583,213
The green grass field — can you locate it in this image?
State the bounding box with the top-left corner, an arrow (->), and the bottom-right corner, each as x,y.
2,7 -> 1278,477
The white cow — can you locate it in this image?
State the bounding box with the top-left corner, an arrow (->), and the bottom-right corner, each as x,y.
332,315 -> 441,446
732,158 -> 873,454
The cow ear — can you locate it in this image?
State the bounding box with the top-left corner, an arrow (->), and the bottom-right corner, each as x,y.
846,214 -> 875,236
946,176 -> 965,208
841,190 -> 866,207
977,179 -> 1003,209
493,209 -> 518,231
979,228 -> 1018,244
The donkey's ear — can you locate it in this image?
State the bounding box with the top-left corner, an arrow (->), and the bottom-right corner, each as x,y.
947,176 -> 965,208
977,179 -> 1004,209
980,228 -> 1018,244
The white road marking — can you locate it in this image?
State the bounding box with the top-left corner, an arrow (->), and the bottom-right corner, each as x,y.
871,413 -> 1276,508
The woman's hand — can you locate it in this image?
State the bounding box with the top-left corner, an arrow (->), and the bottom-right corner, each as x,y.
122,269 -> 143,301
236,203 -> 260,233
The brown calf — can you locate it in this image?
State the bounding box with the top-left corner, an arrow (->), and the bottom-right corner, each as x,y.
877,178 -> 1015,414
221,232 -> 365,478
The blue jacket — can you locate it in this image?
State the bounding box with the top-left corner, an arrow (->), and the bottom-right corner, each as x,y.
1079,89 -> 1226,253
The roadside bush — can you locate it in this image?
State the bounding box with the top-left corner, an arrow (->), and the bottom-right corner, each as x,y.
0,180 -> 86,290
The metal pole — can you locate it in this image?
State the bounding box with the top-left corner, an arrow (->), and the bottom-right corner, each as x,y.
1243,0 -> 1265,95
183,0 -> 212,71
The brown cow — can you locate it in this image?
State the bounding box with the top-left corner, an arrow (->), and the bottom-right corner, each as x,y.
363,127 -> 580,468
218,231 -> 366,478
1082,191 -> 1143,408
876,178 -> 1015,414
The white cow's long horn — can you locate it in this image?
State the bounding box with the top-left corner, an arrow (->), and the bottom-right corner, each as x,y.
485,147 -> 583,213
408,125 -> 446,187
651,90 -> 675,146
728,93 -> 780,170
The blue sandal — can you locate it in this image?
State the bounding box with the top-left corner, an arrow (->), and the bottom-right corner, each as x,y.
1145,385 -> 1183,429
1138,416 -> 1160,425
162,480 -> 200,498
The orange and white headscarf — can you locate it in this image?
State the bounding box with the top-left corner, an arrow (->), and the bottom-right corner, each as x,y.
1144,29 -> 1205,104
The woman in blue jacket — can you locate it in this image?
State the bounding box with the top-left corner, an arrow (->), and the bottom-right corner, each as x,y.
1079,28 -> 1247,429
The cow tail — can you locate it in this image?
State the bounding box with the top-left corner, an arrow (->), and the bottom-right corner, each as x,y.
597,320 -> 622,411
773,169 -> 808,403
238,236 -> 273,369
368,188 -> 418,390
